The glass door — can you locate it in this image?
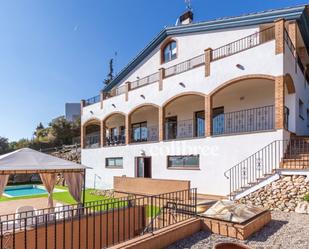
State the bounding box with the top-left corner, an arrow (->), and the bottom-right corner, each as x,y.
212,107 -> 224,135
165,116 -> 177,140
136,157 -> 144,177
195,111 -> 205,137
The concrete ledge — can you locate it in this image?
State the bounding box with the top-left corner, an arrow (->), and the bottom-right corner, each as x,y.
110,218 -> 201,249
114,176 -> 190,195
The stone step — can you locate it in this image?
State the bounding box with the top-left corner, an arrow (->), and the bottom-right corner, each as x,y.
230,172 -> 276,197
281,164 -> 309,170
284,154 -> 309,158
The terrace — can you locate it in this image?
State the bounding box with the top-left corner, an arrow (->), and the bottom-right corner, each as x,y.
81,25 -> 306,149
83,27 -> 277,107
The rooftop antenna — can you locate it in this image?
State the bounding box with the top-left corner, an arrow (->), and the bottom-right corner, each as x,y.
176,0 -> 193,26
185,0 -> 192,11
114,51 -> 118,76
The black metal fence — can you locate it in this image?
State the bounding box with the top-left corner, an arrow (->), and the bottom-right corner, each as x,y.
0,188 -> 197,249
283,138 -> 309,169
212,26 -> 275,60
85,133 -> 100,149
212,105 -> 275,136
284,28 -> 309,83
164,54 -> 205,78
130,125 -> 159,143
164,119 -> 205,140
104,135 -> 126,146
84,95 -> 100,107
224,138 -> 309,199
130,72 -> 160,90
224,140 -> 286,199
84,27 -> 276,104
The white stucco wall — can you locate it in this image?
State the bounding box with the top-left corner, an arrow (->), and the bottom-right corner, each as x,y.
284,44 -> 309,135
82,40 -> 281,124
81,26 -> 301,196
116,26 -> 261,88
212,79 -> 274,111
82,130 -> 284,196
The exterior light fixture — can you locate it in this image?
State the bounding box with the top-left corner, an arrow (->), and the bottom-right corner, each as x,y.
236,64 -> 245,70
112,104 -> 116,108
179,82 -> 186,87
140,150 -> 146,156
90,111 -> 94,114
140,94 -> 145,99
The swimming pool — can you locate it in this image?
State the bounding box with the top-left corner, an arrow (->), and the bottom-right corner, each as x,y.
3,185 -> 65,198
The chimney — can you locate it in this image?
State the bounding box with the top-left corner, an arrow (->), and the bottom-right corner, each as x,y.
179,10 -> 193,25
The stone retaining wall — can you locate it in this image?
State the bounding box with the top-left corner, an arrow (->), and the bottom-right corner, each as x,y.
238,175 -> 309,212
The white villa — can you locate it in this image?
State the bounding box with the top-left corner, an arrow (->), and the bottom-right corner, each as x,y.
81,5 -> 309,198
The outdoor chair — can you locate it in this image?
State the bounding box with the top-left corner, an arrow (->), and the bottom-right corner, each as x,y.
55,203 -> 73,220
15,206 -> 39,227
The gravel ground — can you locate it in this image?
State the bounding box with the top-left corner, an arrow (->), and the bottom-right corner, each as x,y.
167,211 -> 309,249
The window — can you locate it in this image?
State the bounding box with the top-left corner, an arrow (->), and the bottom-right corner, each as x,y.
167,155 -> 199,169
131,122 -> 148,142
299,99 -> 304,120
106,157 -> 123,168
195,111 -> 205,137
307,109 -> 309,127
163,41 -> 177,63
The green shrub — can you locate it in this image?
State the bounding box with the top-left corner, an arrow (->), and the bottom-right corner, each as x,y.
304,194 -> 309,202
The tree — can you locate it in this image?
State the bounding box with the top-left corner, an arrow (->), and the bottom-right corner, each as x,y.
103,58 -> 114,86
9,138 -> 30,150
49,117 -> 80,145
0,136 -> 10,155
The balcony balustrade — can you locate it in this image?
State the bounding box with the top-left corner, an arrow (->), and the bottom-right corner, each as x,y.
83,105 -> 286,149
104,135 -> 126,146
212,105 -> 275,136
84,95 -> 100,106
165,119 -> 205,140
130,72 -> 160,90
85,133 -> 100,148
131,125 -> 159,143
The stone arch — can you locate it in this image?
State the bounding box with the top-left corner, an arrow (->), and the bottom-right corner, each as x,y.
82,117 -> 101,126
102,111 -> 126,124
208,74 -> 277,135
284,74 -> 296,94
82,118 -> 101,149
209,74 -> 276,97
162,92 -> 205,108
128,103 -> 161,143
128,103 -> 160,117
102,111 -> 126,146
162,92 -> 206,140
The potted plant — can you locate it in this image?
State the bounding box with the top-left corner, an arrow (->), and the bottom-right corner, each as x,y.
214,242 -> 252,249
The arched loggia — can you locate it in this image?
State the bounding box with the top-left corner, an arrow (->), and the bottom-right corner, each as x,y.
209,76 -> 276,135
82,118 -> 101,148
102,112 -> 126,146
128,104 -> 160,143
162,92 -> 206,140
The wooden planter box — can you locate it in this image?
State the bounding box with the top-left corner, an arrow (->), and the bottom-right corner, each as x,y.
201,210 -> 271,240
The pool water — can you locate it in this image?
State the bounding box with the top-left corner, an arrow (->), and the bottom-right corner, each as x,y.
4,185 -> 48,197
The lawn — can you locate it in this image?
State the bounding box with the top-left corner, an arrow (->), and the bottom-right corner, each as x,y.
0,185 -> 160,218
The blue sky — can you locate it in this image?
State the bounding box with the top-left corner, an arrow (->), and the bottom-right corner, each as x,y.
0,0 -> 308,142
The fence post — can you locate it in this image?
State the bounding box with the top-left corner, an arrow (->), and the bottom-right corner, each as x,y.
151,196 -> 154,233
204,48 -> 213,77
274,18 -> 285,55
158,68 -> 165,91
